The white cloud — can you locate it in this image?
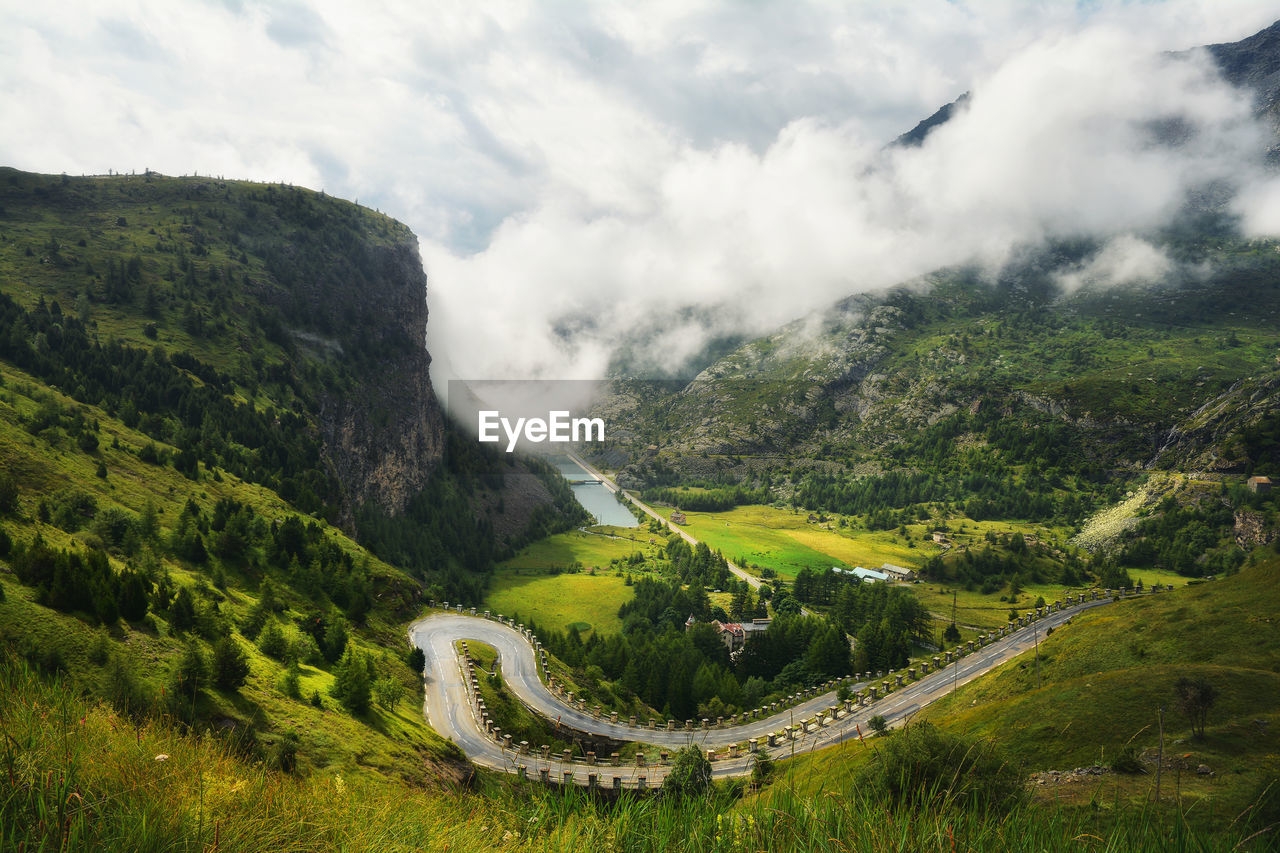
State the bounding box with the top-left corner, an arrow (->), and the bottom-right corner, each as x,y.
2,1 -> 1280,387
1054,235 -> 1177,293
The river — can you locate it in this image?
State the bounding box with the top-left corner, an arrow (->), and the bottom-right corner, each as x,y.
550,455 -> 640,528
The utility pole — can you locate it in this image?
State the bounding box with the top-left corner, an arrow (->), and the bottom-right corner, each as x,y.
1034,621 -> 1041,690
1155,706 -> 1165,803
952,639 -> 959,699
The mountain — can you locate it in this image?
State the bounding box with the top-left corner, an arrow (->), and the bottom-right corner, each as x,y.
585,25 -> 1280,567
1208,18 -> 1280,150
0,167 -> 442,521
0,167 -> 586,784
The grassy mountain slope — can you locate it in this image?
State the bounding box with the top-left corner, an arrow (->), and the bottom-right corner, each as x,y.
0,168 -> 586,789
0,354 -> 458,781
0,165 -> 442,523
766,553 -> 1280,844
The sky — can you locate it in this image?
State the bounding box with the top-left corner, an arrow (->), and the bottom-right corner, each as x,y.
3,1 -> 1280,387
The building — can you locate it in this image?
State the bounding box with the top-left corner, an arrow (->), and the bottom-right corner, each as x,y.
880,563 -> 917,582
834,566 -> 891,582
1248,476 -> 1273,494
671,509 -> 687,524
931,531 -> 950,544
711,620 -> 746,652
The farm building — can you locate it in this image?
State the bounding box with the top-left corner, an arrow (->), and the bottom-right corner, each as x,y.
880,563 -> 917,582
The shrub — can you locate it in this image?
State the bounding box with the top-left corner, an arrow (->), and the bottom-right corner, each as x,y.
752,748 -> 774,787
1111,745 -> 1144,774
1173,676 -> 1218,739
663,745 -> 712,796
87,629 -> 111,665
270,729 -> 301,773
854,722 -> 1026,814
0,473 -> 19,515
373,676 -> 405,710
103,654 -> 150,718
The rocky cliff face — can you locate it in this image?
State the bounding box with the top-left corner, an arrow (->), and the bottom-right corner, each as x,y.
314,239 -> 444,521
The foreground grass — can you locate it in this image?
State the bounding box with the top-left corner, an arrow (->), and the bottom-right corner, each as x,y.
4,650 -> 1273,852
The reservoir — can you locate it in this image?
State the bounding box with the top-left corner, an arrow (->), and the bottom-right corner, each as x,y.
551,455 -> 640,528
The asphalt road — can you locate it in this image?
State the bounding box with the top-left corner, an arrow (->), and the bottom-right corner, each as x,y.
409,596 -> 1115,787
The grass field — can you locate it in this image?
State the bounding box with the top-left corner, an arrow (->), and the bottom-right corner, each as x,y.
677,505 -> 929,579
484,568 -> 638,636
499,526 -> 660,571
910,556 -> 1280,826
914,567 -> 1193,636
674,505 -> 1076,581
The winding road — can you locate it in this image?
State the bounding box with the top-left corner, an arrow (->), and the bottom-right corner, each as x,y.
411,454 -> 1160,787
409,593 -> 1127,788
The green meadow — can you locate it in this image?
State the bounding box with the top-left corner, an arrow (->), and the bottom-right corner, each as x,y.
676,505 -> 926,578
500,526 -> 659,571
484,568 -> 636,636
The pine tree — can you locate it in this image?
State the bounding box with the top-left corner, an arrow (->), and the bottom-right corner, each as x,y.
322,615 -> 349,663
116,569 -> 150,622
169,586 -> 197,634
212,636 -> 250,691
330,644 -> 371,715
172,641 -> 208,697
258,620 -> 288,659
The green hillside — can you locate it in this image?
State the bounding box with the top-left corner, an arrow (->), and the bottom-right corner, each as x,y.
0,168 -> 585,788
592,242 -> 1280,563
765,553 -> 1280,847
6,565 -> 1278,852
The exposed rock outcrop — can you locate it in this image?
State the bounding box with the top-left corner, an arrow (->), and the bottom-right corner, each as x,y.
315,239 -> 444,521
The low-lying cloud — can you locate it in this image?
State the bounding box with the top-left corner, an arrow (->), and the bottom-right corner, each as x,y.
427,24 -> 1274,383
1054,236 -> 1177,294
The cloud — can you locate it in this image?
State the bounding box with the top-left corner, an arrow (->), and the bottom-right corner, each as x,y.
2,1 -> 1280,389
1054,236 -> 1177,293
425,22 -> 1273,382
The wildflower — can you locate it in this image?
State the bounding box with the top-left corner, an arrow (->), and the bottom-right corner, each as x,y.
333,773 -> 346,796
